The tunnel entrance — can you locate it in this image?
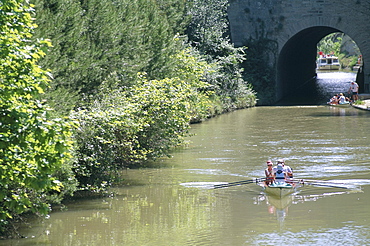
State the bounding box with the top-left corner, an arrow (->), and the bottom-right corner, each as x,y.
276,26 -> 364,105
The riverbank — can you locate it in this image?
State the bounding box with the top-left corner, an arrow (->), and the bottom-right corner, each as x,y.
352,94 -> 370,111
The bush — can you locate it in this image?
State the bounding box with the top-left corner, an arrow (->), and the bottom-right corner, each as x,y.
0,0 -> 76,233
71,49 -> 213,189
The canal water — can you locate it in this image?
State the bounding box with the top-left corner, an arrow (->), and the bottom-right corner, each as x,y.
277,71 -> 358,105
3,72 -> 370,246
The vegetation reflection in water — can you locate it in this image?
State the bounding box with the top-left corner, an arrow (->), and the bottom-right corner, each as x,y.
4,104 -> 370,246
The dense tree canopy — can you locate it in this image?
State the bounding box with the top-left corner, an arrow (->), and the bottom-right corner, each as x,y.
0,0 -> 256,237
33,0 -> 188,94
0,0 -> 76,234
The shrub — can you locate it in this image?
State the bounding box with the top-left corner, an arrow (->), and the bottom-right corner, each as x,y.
71,49 -> 213,189
0,0 -> 75,233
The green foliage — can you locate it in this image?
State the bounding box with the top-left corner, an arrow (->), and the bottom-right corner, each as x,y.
28,0 -> 255,193
32,0 -> 189,96
71,101 -> 140,190
129,74 -> 208,158
170,47 -> 215,120
353,100 -> 364,105
71,50 -> 213,189
186,0 -> 256,110
0,0 -> 256,238
155,0 -> 191,35
187,0 -> 228,48
346,56 -> 360,68
31,0 -> 256,113
317,33 -> 343,57
0,0 -> 76,233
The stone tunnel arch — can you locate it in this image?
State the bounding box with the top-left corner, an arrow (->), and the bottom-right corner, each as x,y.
277,26 -> 344,100
228,0 -> 370,105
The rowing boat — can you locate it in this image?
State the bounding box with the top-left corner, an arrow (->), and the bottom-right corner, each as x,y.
326,102 -> 351,108
264,181 -> 295,198
267,193 -> 294,210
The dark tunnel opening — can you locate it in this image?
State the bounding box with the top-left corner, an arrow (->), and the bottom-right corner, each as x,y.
276,26 -> 343,104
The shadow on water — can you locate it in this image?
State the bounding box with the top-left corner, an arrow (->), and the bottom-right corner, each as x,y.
275,72 -> 356,106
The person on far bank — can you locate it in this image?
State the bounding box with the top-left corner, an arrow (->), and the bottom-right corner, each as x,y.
264,160 -> 274,185
348,81 -> 359,102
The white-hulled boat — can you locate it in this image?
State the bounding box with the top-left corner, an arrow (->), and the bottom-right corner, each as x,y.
316,55 -> 340,70
327,102 -> 351,108
264,181 -> 295,198
267,193 -> 294,210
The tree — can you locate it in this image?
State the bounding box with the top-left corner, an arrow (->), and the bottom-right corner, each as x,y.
0,0 -> 75,234
317,33 -> 343,57
186,0 -> 256,110
32,0 -> 189,96
71,48 -> 213,188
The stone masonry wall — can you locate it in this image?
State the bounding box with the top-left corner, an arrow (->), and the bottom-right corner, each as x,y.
228,0 -> 370,98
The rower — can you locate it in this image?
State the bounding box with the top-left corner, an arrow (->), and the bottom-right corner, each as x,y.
274,164 -> 286,182
264,160 -> 274,185
277,159 -> 293,178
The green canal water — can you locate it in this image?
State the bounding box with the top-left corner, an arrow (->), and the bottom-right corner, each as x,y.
3,105 -> 370,246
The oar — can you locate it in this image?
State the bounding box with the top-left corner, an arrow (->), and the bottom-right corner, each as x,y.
298,179 -> 347,184
306,182 -> 351,189
290,179 -> 349,186
213,180 -> 258,189
294,179 -> 352,189
213,178 -> 265,189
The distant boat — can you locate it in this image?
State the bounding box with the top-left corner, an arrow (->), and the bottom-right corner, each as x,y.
327,102 -> 351,108
316,55 -> 340,70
